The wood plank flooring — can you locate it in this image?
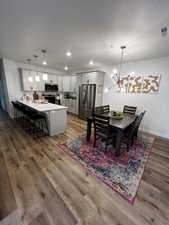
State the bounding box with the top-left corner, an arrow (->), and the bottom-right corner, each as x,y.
0,113 -> 169,225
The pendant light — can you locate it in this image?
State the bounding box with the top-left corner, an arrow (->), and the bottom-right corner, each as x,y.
34,55 -> 40,82
104,45 -> 126,92
41,50 -> 48,81
27,59 -> 33,82
41,49 -> 47,65
112,45 -> 126,87
43,73 -> 48,81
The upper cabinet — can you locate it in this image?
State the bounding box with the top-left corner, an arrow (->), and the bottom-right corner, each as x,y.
62,76 -> 78,92
70,76 -> 77,92
36,73 -> 45,91
48,74 -> 58,84
21,69 -> 64,92
81,71 -> 104,85
62,76 -> 71,92
21,68 -> 104,95
22,70 -> 39,91
82,72 -> 97,84
80,71 -> 105,106
58,76 -> 63,91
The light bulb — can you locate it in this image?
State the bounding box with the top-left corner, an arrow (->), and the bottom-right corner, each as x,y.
89,60 -> 94,65
42,61 -> 47,65
35,75 -> 40,82
43,73 -> 48,81
113,69 -> 118,74
64,66 -> 68,71
28,77 -> 33,82
66,51 -> 72,57
104,88 -> 109,93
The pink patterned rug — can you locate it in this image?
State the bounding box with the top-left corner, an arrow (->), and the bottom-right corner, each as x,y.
59,134 -> 154,204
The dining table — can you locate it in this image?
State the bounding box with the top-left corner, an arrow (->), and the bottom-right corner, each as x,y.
86,111 -> 137,157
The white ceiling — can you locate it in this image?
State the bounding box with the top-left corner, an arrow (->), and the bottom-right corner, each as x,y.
0,0 -> 169,72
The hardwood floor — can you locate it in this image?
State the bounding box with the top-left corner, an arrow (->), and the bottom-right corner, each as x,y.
0,113 -> 169,225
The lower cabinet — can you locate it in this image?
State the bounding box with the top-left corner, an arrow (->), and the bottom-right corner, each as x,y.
61,99 -> 77,114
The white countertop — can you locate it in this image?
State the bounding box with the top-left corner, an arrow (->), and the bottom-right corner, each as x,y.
17,100 -> 68,112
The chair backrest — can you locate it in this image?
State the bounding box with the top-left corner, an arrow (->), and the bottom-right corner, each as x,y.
123,105 -> 137,115
128,111 -> 146,138
93,113 -> 110,134
135,111 -> 146,129
94,105 -> 110,114
94,106 -> 104,114
102,105 -> 110,113
11,101 -> 17,108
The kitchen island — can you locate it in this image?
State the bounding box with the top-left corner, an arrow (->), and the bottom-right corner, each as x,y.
17,100 -> 68,136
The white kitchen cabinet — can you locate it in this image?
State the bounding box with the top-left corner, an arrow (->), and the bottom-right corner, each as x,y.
70,76 -> 77,92
58,76 -> 63,91
88,72 -> 97,84
22,70 -> 38,91
36,73 -> 45,91
62,76 -> 71,92
62,99 -> 77,114
82,73 -> 88,84
22,69 -> 46,91
71,99 -> 77,114
82,72 -> 97,84
48,74 -> 57,84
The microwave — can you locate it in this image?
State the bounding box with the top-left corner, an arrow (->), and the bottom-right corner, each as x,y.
45,83 -> 58,92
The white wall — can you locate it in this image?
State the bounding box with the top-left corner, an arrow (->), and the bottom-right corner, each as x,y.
0,59 -> 8,111
3,58 -> 64,116
101,56 -> 169,139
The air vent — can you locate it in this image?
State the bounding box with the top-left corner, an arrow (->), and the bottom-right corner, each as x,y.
161,27 -> 168,37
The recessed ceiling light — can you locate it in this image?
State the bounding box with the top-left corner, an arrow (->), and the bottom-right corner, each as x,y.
89,60 -> 94,65
66,51 -> 72,57
64,66 -> 68,71
42,61 -> 47,65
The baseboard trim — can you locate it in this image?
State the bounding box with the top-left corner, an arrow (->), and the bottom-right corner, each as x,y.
139,129 -> 169,141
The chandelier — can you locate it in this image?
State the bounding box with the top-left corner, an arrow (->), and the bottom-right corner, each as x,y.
105,45 -> 126,92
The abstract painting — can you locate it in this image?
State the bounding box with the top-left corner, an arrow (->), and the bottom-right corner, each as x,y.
118,75 -> 161,94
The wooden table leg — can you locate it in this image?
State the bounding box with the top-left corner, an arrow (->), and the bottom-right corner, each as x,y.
86,118 -> 92,142
115,129 -> 123,157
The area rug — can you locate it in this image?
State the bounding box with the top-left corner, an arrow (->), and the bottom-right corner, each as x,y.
59,134 -> 154,204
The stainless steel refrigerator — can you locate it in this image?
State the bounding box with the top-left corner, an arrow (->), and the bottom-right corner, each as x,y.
78,84 -> 96,120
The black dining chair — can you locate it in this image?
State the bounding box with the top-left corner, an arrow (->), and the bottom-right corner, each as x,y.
134,111 -> 146,139
93,113 -> 115,149
102,105 -> 110,113
123,105 -> 137,115
94,105 -> 110,114
93,106 -> 104,114
122,111 -> 146,152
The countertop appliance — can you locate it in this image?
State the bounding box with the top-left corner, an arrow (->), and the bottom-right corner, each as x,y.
78,84 -> 96,120
45,83 -> 58,92
43,94 -> 61,105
